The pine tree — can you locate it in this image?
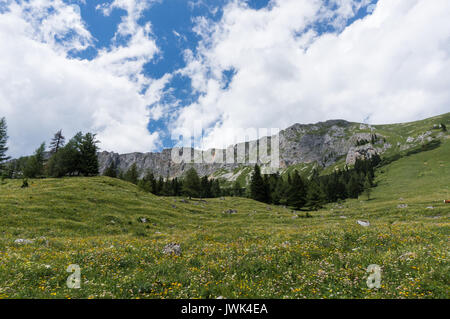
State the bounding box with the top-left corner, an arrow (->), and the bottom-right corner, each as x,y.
46,138 -> 79,177
0,117 -> 10,171
103,161 -> 117,178
272,176 -> 288,205
287,171 -> 307,209
305,180 -> 326,210
363,175 -> 372,200
200,176 -> 212,198
49,130 -> 65,154
182,168 -> 201,199
232,180 -> 243,197
24,142 -> 46,178
211,179 -> 221,198
347,173 -> 361,198
156,176 -> 164,195
124,163 -> 139,184
79,133 -> 99,176
171,178 -> 181,196
250,164 -> 268,203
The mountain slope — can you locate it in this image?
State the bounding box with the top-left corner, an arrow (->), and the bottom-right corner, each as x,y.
0,138 -> 448,298
98,113 -> 450,183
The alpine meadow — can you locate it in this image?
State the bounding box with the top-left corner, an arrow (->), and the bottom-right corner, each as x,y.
0,0 -> 449,305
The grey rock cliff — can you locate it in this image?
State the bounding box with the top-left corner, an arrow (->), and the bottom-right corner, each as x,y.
98,119 -> 386,179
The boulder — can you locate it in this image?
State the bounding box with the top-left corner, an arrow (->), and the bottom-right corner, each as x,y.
162,243 -> 181,256
357,220 -> 370,227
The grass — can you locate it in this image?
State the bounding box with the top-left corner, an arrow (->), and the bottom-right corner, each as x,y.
0,127 -> 449,299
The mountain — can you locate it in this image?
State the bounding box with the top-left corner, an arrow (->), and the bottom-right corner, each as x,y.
98,112 -> 450,183
1,133 -> 448,297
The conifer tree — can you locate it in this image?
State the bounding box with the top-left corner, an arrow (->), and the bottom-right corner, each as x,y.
305,180 -> 326,210
363,175 -> 372,200
232,180 -> 243,197
200,175 -> 212,198
24,142 -> 46,178
250,164 -> 268,203
79,133 -> 99,176
0,117 -> 10,171
49,130 -> 65,154
182,168 -> 201,199
287,171 -> 307,209
124,163 -> 139,184
103,161 -> 117,178
211,179 -> 221,198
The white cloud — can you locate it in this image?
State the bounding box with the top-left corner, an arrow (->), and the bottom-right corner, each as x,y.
171,0 -> 450,149
0,0 -> 163,157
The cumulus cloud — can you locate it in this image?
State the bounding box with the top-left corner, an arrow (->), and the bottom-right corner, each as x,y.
170,0 -> 450,149
0,0 -> 164,157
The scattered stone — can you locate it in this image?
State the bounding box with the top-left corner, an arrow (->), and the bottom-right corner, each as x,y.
171,204 -> 176,208
14,238 -> 34,245
398,197 -> 404,201
267,206 -> 272,211
282,241 -> 290,248
155,231 -> 162,234
426,206 -> 434,209
397,204 -> 408,209
216,296 -> 225,299
340,216 -> 347,219
357,220 -> 370,227
38,236 -> 49,247
162,243 -> 181,256
180,199 -> 188,203
399,252 -> 416,261
138,217 -> 148,223
222,209 -> 237,214
220,197 -> 225,200
352,247 -> 360,251
292,215 -> 298,219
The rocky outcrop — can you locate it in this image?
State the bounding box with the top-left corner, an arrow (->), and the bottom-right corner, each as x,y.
97,119 -> 390,179
345,144 -> 379,165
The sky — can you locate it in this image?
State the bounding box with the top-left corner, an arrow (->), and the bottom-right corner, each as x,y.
0,0 -> 449,157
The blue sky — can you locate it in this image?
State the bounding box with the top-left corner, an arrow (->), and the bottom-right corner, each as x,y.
1,0 -> 449,157
75,0 -> 276,147
71,0 -> 377,148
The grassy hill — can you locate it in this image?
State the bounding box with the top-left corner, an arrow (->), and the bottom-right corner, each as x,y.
0,137 -> 449,299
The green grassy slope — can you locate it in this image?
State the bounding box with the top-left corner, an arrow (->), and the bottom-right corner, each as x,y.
0,135 -> 449,299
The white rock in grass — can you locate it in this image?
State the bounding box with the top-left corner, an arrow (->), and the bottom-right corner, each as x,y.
163,243 -> 181,256
357,220 -> 370,227
14,238 -> 34,245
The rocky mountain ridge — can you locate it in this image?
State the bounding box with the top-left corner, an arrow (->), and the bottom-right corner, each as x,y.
98,119 -> 398,180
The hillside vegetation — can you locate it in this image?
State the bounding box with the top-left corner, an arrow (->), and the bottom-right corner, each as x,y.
0,137 -> 448,299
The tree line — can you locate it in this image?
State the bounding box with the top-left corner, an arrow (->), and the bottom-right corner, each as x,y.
104,162 -> 224,199
248,155 -> 380,210
0,116 -> 379,210
0,118 -> 99,179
